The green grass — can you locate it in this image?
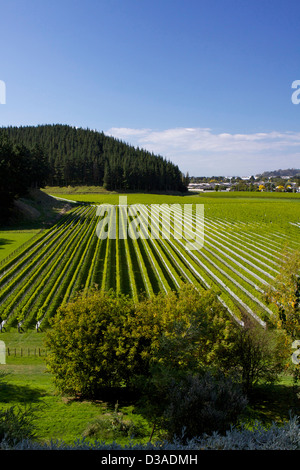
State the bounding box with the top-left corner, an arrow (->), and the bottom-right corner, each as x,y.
0,332 -> 154,445
0,360 -> 107,444
43,185 -> 118,195
43,187 -> 300,229
0,230 -> 40,263
0,188 -> 76,263
0,332 -> 299,445
43,185 -> 300,200
243,376 -> 300,428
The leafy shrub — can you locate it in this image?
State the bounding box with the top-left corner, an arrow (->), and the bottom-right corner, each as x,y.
5,416 -> 300,450
0,405 -> 37,447
228,318 -> 290,393
45,285 -> 238,398
45,289 -> 136,397
82,403 -> 148,440
162,370 -> 248,441
197,415 -> 300,450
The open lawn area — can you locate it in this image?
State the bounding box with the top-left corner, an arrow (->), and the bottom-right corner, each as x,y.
0,230 -> 41,263
0,332 -> 153,446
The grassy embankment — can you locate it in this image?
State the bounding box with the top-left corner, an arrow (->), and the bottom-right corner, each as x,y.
0,189 -> 75,263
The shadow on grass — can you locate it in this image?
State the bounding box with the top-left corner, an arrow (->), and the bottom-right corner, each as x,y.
0,189 -> 77,231
0,238 -> 13,250
65,386 -> 140,408
245,382 -> 300,426
0,382 -> 46,405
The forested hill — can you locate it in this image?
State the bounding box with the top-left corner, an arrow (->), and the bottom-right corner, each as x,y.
0,124 -> 187,192
257,168 -> 300,178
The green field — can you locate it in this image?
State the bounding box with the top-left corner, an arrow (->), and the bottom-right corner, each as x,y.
44,187 -> 300,229
0,230 -> 41,263
0,189 -> 299,330
0,189 -> 300,444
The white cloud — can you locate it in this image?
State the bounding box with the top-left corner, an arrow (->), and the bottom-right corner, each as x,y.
105,127 -> 300,176
108,127 -> 152,137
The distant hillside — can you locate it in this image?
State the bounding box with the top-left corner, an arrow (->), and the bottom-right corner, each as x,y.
256,168 -> 300,178
0,124 -> 187,192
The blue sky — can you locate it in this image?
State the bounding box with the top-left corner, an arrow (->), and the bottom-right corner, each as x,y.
1,0 -> 300,176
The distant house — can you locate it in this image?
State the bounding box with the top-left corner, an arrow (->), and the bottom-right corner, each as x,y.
188,182 -> 233,192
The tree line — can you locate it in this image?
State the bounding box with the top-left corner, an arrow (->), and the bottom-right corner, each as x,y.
0,124 -> 187,192
0,137 -> 48,220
